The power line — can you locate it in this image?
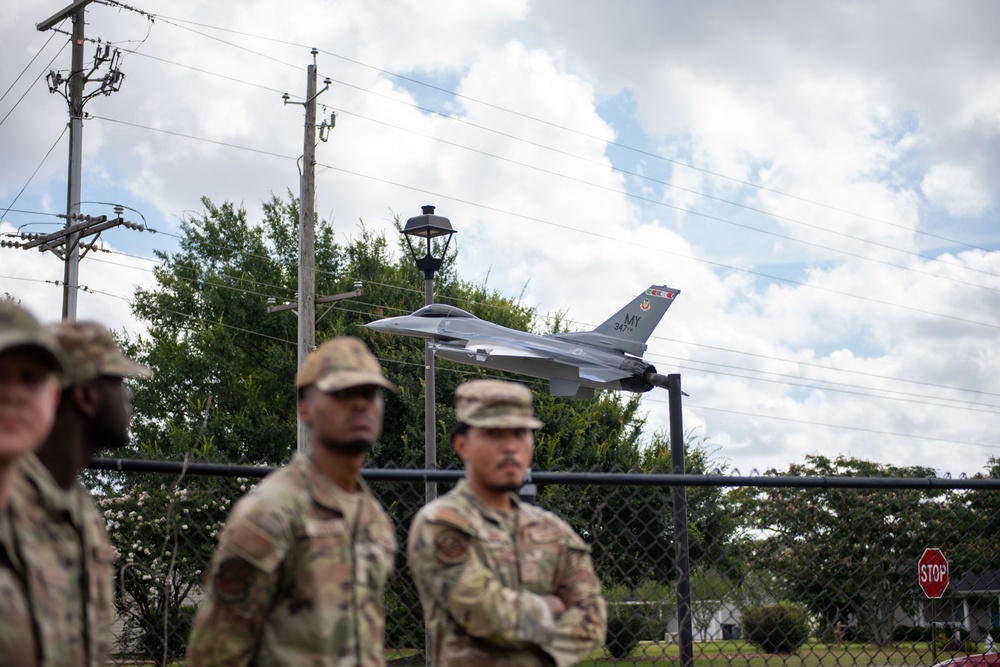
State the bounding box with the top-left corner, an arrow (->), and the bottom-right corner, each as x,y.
104,247 -> 299,298
84,114 -> 964,337
121,48 -> 288,96
26,109 -> 1000,311
645,397 -> 1000,452
326,295 -> 1000,415
86,253 -> 295,302
647,333 -> 1000,400
311,49 -> 996,256
332,107 -> 1000,290
30,202 -> 998,410
0,33 -> 68,125
102,8 -> 996,260
0,126 -> 68,222
89,114 -> 295,161
105,42 -> 1000,287
647,354 -> 1000,414
17,251 -> 993,451
537,308 -> 1000,401
310,160 -> 1000,331
0,209 -> 62,218
26,236 -> 1000,411
31,241 -> 1000,418
94,111 -> 987,334
141,14 -> 303,73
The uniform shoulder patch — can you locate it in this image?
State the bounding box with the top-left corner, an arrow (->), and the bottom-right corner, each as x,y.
433,528 -> 470,565
213,557 -> 257,604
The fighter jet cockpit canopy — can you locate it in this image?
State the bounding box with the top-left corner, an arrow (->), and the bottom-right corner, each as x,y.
411,304 -> 476,319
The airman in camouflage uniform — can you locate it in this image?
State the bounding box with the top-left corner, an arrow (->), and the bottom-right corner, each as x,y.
0,302 -> 64,667
188,336 -> 398,666
10,320 -> 150,667
408,379 -> 607,667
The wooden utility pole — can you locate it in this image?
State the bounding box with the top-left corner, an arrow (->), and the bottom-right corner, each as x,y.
63,7 -> 85,320
282,49 -> 331,453
299,55 -> 317,454
37,0 -> 124,320
38,0 -> 96,320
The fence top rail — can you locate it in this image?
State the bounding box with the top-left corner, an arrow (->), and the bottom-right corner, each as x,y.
88,458 -> 1000,490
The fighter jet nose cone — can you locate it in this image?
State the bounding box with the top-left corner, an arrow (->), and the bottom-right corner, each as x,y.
366,318 -> 401,333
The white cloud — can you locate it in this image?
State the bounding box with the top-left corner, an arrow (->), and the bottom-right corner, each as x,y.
921,164 -> 993,218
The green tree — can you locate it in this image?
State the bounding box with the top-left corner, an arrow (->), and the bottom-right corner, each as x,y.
730,455 -> 966,646
124,195 -> 318,463
958,456 -> 1000,572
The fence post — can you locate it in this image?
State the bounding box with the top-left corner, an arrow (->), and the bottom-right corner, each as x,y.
668,373 -> 694,667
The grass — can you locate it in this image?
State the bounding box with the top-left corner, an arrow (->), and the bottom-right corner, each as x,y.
578,639 -> 986,666
116,648 -> 424,666
114,641 -> 983,667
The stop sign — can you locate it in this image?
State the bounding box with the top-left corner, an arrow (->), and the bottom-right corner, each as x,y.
918,548 -> 949,599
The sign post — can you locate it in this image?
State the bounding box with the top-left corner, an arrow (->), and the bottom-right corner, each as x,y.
919,548 -> 949,665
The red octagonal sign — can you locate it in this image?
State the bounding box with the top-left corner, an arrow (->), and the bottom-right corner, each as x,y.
918,548 -> 949,599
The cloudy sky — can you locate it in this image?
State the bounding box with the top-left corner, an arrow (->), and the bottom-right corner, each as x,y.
2,0 -> 998,475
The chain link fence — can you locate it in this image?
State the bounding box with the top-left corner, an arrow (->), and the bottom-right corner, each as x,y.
87,458 -> 1000,667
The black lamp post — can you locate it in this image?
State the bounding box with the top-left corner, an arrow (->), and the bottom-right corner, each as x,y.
403,205 -> 456,504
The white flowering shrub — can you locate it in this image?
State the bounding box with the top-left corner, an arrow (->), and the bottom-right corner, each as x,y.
95,473 -> 255,663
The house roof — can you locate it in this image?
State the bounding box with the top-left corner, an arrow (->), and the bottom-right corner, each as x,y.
953,570 -> 1000,594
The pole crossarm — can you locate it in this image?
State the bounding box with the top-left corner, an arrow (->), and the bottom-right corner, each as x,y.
266,288 -> 363,314
6,215 -> 147,253
36,0 -> 97,31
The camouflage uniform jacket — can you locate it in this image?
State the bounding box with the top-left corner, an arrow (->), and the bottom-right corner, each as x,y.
187,454 -> 398,667
0,504 -> 39,667
408,480 -> 607,667
7,453 -> 116,667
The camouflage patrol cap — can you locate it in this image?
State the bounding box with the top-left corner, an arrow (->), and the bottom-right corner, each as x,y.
455,379 -> 544,429
47,320 -> 151,385
0,301 -> 64,373
295,336 -> 396,393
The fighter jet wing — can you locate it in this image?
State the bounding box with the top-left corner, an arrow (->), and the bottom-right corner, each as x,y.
577,366 -> 635,383
431,338 -> 548,362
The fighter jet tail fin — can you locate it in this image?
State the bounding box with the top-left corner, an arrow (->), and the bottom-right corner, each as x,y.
552,285 -> 680,356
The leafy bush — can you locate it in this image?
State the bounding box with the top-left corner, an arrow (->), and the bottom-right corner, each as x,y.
741,601 -> 810,654
606,605 -> 660,659
138,604 -> 197,662
936,627 -> 974,651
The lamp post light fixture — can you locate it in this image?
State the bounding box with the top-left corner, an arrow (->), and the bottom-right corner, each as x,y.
403,205 -> 456,504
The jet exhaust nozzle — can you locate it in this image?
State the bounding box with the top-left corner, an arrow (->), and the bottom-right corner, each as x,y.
619,358 -> 655,393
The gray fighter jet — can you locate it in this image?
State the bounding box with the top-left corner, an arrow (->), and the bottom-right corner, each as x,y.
365,285 -> 681,399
